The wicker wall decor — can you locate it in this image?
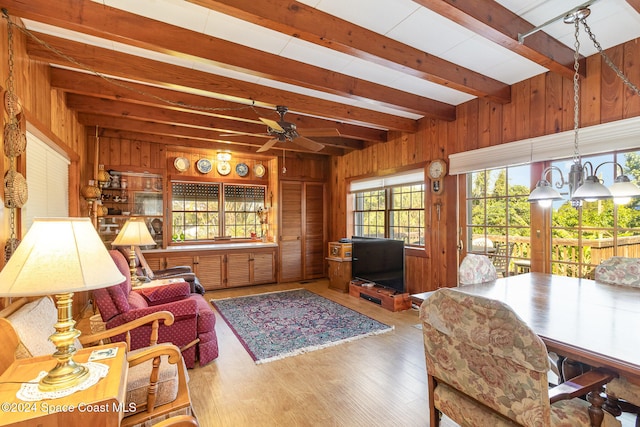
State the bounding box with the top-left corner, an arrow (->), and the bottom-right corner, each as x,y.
3,169 -> 28,208
3,121 -> 26,157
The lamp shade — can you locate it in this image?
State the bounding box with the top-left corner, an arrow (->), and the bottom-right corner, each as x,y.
527,180 -> 564,204
571,175 -> 612,201
609,175 -> 640,199
0,217 -> 125,297
112,217 -> 156,247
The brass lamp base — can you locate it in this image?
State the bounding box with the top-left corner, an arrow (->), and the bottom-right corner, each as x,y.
127,245 -> 144,287
39,292 -> 90,392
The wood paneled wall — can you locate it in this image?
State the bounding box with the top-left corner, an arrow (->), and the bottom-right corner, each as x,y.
0,17 -> 89,312
329,38 -> 640,295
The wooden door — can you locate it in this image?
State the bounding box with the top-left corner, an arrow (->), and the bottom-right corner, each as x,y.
304,182 -> 325,279
279,181 -> 303,282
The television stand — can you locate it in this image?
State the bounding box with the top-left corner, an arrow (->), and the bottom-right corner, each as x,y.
349,280 -> 412,312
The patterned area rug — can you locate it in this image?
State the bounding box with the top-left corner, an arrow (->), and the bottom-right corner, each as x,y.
211,289 -> 393,364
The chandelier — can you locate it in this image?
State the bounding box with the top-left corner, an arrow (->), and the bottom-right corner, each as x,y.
527,6 -> 640,208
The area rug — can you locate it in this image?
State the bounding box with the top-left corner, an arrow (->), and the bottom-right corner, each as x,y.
211,289 -> 393,364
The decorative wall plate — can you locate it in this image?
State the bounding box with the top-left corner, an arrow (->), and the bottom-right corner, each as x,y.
217,161 -> 231,176
197,158 -> 212,174
254,164 -> 266,178
236,162 -> 249,177
174,157 -> 189,172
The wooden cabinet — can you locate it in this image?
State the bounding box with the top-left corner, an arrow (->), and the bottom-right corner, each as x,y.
227,250 -> 277,287
98,170 -> 164,248
143,245 -> 276,290
279,181 -> 326,283
327,258 -> 352,292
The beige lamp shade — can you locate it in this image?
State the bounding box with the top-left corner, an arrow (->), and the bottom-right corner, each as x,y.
0,217 -> 125,297
112,217 -> 156,247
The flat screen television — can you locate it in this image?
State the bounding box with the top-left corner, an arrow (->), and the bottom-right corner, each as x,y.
351,237 -> 405,293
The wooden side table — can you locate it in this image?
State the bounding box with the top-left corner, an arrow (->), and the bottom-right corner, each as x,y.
0,342 -> 128,427
327,257 -> 352,292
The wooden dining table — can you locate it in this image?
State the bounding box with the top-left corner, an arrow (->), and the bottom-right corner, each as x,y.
441,272 -> 640,384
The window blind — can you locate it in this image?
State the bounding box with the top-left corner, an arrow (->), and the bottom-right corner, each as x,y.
350,169 -> 425,192
21,131 -> 70,233
449,116 -> 640,174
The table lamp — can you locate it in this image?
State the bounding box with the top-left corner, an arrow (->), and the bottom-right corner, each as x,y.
0,217 -> 125,391
111,217 -> 156,287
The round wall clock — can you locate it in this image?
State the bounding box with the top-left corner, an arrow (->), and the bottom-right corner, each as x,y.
197,158 -> 212,174
174,157 -> 189,172
428,159 -> 447,194
254,164 -> 266,178
236,163 -> 249,177
217,161 -> 231,176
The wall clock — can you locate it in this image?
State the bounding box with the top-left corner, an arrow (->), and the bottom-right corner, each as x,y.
428,159 -> 447,194
217,161 -> 231,176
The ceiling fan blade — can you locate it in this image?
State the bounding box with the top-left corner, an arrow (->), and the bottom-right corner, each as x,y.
259,117 -> 285,133
293,136 -> 324,152
299,128 -> 340,137
256,138 -> 279,153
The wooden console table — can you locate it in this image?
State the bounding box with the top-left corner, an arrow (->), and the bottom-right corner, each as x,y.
0,342 -> 128,427
349,280 -> 412,312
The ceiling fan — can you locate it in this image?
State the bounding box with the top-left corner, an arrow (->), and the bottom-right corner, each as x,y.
256,106 -> 338,153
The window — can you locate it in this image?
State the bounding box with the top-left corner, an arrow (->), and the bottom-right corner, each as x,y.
351,170 -> 425,246
171,182 -> 265,242
465,164 -> 531,274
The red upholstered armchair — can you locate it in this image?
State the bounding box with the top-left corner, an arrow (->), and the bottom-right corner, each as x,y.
93,250 -> 218,368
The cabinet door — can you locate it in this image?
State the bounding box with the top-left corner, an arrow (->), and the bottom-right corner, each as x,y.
196,254 -> 224,291
142,252 -> 165,271
252,251 -> 276,284
227,253 -> 251,287
279,181 -> 303,282
165,255 -> 195,270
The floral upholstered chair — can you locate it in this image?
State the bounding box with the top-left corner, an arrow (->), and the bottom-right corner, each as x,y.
459,253 -> 497,285
419,288 -> 619,427
595,257 -> 640,424
594,256 -> 640,287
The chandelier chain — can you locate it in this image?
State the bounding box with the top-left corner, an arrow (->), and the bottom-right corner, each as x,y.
581,19 -> 640,97
1,12 -> 260,117
573,19 -> 581,165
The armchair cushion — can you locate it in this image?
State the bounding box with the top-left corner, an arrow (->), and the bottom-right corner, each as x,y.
126,349 -> 183,409
137,281 -> 191,305
459,253 -> 497,285
7,297 -> 82,359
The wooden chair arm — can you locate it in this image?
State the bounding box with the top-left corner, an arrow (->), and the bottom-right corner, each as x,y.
549,368 -> 617,404
152,415 -> 198,427
79,311 -> 174,349
126,343 -> 182,368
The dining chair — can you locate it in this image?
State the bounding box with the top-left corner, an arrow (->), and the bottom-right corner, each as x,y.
458,253 -> 497,285
491,242 -> 515,277
420,288 -> 619,427
595,256 -> 640,425
0,296 -> 193,427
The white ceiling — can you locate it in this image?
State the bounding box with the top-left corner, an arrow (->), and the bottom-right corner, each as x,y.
17,0 -> 634,123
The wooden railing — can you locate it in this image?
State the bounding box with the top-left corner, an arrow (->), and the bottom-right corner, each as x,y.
475,235 -> 640,278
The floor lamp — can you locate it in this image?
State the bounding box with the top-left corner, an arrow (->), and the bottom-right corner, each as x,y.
0,218 -> 125,391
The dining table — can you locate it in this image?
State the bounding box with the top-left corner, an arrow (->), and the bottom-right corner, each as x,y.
419,272 -> 640,385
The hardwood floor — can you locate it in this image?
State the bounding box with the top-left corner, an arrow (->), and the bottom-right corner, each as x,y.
192,279 -> 429,427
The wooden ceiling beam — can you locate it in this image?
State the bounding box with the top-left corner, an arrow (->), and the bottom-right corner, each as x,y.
51,68 -> 388,142
80,113 -> 346,156
2,0 -> 453,117
27,33 -> 420,132
411,0 -> 584,79
187,0 -> 511,103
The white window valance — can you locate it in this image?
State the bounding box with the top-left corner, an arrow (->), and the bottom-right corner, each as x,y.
349,169 -> 425,192
449,116 -> 640,175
